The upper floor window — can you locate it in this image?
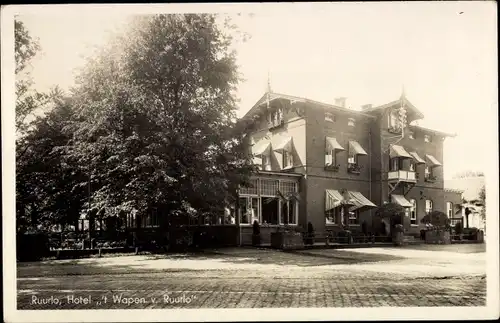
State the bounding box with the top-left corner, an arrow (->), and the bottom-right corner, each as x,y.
347,118 -> 355,127
325,150 -> 337,167
446,202 -> 453,218
424,165 -> 435,180
261,154 -> 271,171
390,158 -> 400,171
425,199 -> 433,215
410,199 -> 417,224
389,109 -> 399,128
424,134 -> 432,143
325,112 -> 336,123
267,108 -> 283,127
348,153 -> 358,165
282,150 -> 293,169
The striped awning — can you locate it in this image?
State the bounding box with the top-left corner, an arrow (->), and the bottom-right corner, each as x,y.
348,191 -> 377,212
390,145 -> 412,159
273,136 -> 293,153
409,151 -> 426,164
325,137 -> 345,152
325,190 -> 354,211
426,154 -> 442,167
391,194 -> 412,208
252,140 -> 271,156
349,141 -> 368,155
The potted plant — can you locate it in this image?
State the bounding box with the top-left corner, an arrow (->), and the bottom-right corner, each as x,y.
325,164 -> 340,172
420,211 -> 451,244
347,164 -> 362,174
392,224 -> 405,246
252,220 -> 261,246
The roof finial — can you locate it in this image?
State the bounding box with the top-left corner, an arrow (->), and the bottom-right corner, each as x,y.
400,84 -> 406,99
267,71 -> 272,93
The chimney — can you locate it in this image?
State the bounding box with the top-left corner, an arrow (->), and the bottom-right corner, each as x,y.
334,97 -> 347,108
361,104 -> 373,110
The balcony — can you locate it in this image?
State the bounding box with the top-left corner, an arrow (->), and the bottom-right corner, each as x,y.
268,119 -> 284,130
388,170 -> 417,183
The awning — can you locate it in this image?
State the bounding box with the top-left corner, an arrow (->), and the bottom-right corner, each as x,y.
391,194 -> 412,208
325,190 -> 354,211
409,151 -> 426,164
325,137 -> 345,152
349,141 -> 368,155
348,191 -> 377,212
389,145 -> 412,159
252,140 -> 271,156
426,154 -> 442,167
273,136 -> 293,153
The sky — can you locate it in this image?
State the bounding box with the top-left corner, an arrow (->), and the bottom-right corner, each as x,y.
16,2 -> 498,180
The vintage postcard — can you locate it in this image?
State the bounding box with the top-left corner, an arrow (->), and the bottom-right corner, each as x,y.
2,2 -> 499,322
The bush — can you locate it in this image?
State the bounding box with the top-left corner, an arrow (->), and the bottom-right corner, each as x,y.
420,211 -> 450,229
454,221 -> 463,235
17,233 -> 51,261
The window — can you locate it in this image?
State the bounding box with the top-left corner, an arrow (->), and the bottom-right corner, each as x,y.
409,160 -> 415,171
262,154 -> 271,171
325,112 -> 336,122
425,165 -> 433,179
425,199 -> 433,215
280,181 -> 297,195
348,153 -> 358,165
389,109 -> 399,128
325,150 -> 336,166
141,208 -> 159,228
268,108 -> 284,127
424,135 -> 432,142
282,150 -> 293,168
348,210 -> 359,225
390,158 -> 400,171
348,118 -> 355,127
261,197 -> 279,224
325,207 -> 342,225
408,132 -> 415,139
446,202 -> 453,218
238,197 -> 250,224
260,179 -> 279,196
281,200 -> 297,225
410,199 -> 417,225
240,178 -> 259,195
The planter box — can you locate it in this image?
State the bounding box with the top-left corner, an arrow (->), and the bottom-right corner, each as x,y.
271,232 -> 304,250
425,230 -> 451,244
252,234 -> 261,246
392,231 -> 404,246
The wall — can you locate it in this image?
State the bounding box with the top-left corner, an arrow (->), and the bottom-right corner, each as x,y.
304,104 -> 376,234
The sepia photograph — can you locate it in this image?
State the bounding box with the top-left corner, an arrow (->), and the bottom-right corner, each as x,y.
2,2 -> 498,322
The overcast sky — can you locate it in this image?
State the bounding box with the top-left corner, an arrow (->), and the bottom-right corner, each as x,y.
17,3 -> 497,179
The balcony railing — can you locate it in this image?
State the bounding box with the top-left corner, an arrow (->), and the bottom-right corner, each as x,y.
268,119 -> 284,130
388,170 -> 417,182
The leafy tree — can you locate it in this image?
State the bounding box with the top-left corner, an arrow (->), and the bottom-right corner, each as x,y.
64,14 -> 254,230
479,185 -> 486,220
375,202 -> 405,225
15,20 -> 53,134
420,210 -> 450,229
16,94 -> 87,233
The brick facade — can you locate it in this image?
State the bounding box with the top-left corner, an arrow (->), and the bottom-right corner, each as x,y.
243,92 -> 455,236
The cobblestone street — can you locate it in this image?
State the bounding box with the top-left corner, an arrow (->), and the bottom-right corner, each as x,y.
17,245 -> 486,309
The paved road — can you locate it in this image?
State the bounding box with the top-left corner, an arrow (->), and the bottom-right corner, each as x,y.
17,245 -> 486,309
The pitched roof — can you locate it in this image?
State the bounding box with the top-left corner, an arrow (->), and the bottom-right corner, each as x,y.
409,125 -> 457,138
242,92 -> 376,120
362,96 -> 425,119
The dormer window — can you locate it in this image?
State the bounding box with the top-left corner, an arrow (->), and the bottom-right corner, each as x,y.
424,134 -> 432,143
325,112 -> 336,123
348,118 -> 355,127
389,109 -> 399,128
408,131 -> 415,139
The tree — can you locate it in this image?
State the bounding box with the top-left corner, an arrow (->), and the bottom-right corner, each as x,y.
16,94 -> 87,233
375,202 -> 405,225
15,20 -> 52,134
420,210 -> 450,230
479,185 -> 486,220
64,14 -> 253,231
